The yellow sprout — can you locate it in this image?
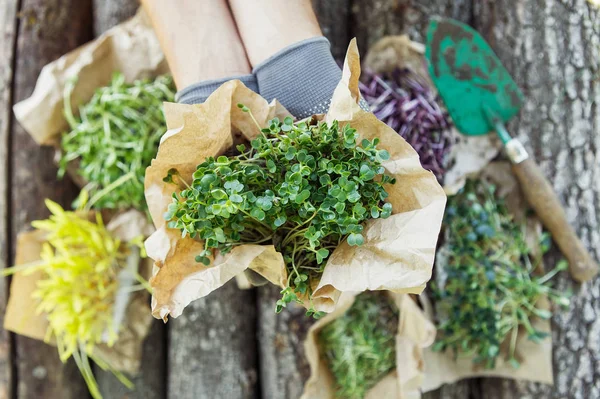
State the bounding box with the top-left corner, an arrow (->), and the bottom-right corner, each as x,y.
7,200 -> 147,399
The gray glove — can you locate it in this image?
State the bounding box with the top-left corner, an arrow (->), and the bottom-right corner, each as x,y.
176,74 -> 258,104
253,36 -> 341,119
176,37 -> 344,120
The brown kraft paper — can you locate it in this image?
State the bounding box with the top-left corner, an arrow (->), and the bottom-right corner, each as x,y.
144,39 -> 447,321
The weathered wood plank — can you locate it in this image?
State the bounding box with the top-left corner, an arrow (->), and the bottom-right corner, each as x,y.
0,1 -> 19,398
312,0 -> 352,59
92,0 -> 138,36
257,285 -> 312,399
167,280 -> 258,399
473,1 -> 600,397
97,321 -> 166,399
90,2 -> 167,397
10,1 -> 93,398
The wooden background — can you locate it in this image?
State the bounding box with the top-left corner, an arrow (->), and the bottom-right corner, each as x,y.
1,0 -> 599,398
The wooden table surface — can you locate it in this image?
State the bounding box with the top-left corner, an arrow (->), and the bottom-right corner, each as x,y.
1,1 -> 599,398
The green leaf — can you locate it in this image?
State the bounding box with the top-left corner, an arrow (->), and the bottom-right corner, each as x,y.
319,175 -> 331,185
285,147 -> 297,160
316,248 -> 330,264
211,189 -> 227,200
370,206 -> 380,218
377,149 -> 390,161
200,174 -> 217,188
295,189 -> 310,204
229,194 -> 243,203
250,208 -> 266,221
195,255 -> 211,266
381,202 -> 393,218
347,233 -> 364,246
274,215 -> 287,227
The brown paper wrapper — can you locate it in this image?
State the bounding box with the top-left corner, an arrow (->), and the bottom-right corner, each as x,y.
362,35 -> 501,195
301,292 -> 436,399
12,8 -> 167,146
4,210 -> 154,375
144,39 -> 446,321
421,162 -> 554,391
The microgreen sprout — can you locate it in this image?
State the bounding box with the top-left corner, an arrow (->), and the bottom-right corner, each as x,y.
163,107 -> 395,315
3,200 -> 149,398
59,73 -> 175,212
319,292 -> 398,399
432,179 -> 570,369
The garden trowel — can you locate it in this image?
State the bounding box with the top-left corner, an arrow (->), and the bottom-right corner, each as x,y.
425,18 -> 598,282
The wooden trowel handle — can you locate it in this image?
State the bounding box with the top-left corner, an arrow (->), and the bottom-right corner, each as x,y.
512,158 -> 598,282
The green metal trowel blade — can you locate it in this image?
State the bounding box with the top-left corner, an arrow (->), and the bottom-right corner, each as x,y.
425,18 -> 524,136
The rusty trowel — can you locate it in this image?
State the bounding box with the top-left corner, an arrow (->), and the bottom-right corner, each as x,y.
425,18 -> 598,282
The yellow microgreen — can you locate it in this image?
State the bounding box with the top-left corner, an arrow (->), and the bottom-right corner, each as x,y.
6,199 -> 147,398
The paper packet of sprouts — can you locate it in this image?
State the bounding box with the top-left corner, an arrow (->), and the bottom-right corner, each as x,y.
4,203 -> 154,399
144,39 -> 446,321
420,162 -> 561,391
301,292 -> 435,399
12,9 -> 174,212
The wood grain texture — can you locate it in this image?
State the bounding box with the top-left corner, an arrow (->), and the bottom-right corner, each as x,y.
10,0 -> 93,398
92,0 -> 139,36
90,2 -> 168,397
312,0 -> 352,59
0,1 -> 19,398
473,1 -> 600,397
97,321 -> 166,399
167,281 -> 258,399
257,285 -> 313,399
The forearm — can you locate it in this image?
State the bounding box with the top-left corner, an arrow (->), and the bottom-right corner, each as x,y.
228,0 -> 322,66
141,0 -> 251,89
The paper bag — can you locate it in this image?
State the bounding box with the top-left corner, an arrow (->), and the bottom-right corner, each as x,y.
421,162 -> 554,391
144,39 -> 446,321
301,292 -> 436,399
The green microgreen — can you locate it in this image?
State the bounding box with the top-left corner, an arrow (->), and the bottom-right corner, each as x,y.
432,179 -> 570,369
163,106 -> 396,315
59,73 -> 175,212
319,292 -> 398,399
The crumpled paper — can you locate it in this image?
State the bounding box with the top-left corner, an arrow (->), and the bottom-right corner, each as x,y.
4,210 -> 154,375
13,8 -> 166,146
421,162 -> 554,391
144,39 -> 446,321
362,35 -> 501,195
301,292 -> 436,399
